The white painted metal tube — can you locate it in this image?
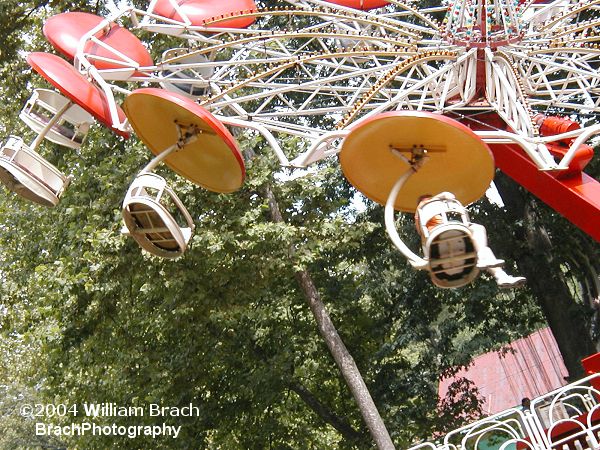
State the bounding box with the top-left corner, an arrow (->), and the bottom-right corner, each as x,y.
384,168 -> 428,269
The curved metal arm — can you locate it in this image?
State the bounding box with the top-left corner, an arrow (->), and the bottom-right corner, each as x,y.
290,129 -> 349,168
139,124 -> 199,174
29,100 -> 73,151
217,116 -> 290,167
475,130 -> 557,170
384,168 -> 428,270
556,124 -> 600,171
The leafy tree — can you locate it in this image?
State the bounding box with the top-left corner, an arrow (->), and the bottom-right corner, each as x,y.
0,2 -> 599,450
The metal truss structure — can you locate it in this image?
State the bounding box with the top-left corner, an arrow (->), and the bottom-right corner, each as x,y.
63,0 -> 599,240
3,0 -> 599,248
80,0 -> 599,170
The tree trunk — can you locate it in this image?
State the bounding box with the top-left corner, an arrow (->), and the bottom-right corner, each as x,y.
263,184 -> 395,449
495,174 -> 596,379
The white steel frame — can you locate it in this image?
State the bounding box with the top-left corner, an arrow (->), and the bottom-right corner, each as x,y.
63,0 -> 600,175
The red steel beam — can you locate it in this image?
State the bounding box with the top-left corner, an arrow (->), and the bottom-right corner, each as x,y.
491,143 -> 600,242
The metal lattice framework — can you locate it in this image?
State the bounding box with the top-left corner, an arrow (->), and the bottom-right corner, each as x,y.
3,0 -> 599,246
74,0 -> 600,174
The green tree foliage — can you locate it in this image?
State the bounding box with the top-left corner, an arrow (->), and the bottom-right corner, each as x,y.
0,1 -> 598,449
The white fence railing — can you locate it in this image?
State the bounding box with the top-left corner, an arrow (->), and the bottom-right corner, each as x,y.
410,373 -> 600,450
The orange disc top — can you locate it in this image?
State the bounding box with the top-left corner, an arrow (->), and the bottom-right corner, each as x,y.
339,111 -> 495,212
43,12 -> 153,74
324,0 -> 389,10
27,52 -> 129,138
153,0 -> 258,28
123,88 -> 245,193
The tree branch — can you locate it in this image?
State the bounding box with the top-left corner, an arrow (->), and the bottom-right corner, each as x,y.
288,381 -> 368,444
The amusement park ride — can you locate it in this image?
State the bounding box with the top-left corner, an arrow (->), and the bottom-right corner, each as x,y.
1,1 -> 599,447
0,0 -> 599,289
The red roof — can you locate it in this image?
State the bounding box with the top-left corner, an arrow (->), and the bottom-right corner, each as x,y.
439,327 -> 569,414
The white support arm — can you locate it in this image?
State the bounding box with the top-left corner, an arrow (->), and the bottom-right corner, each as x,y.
384,168 -> 428,270
29,100 -> 73,151
139,125 -> 199,174
216,116 -> 291,167
475,130 -> 559,170
556,124 -> 600,171
290,130 -> 349,168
